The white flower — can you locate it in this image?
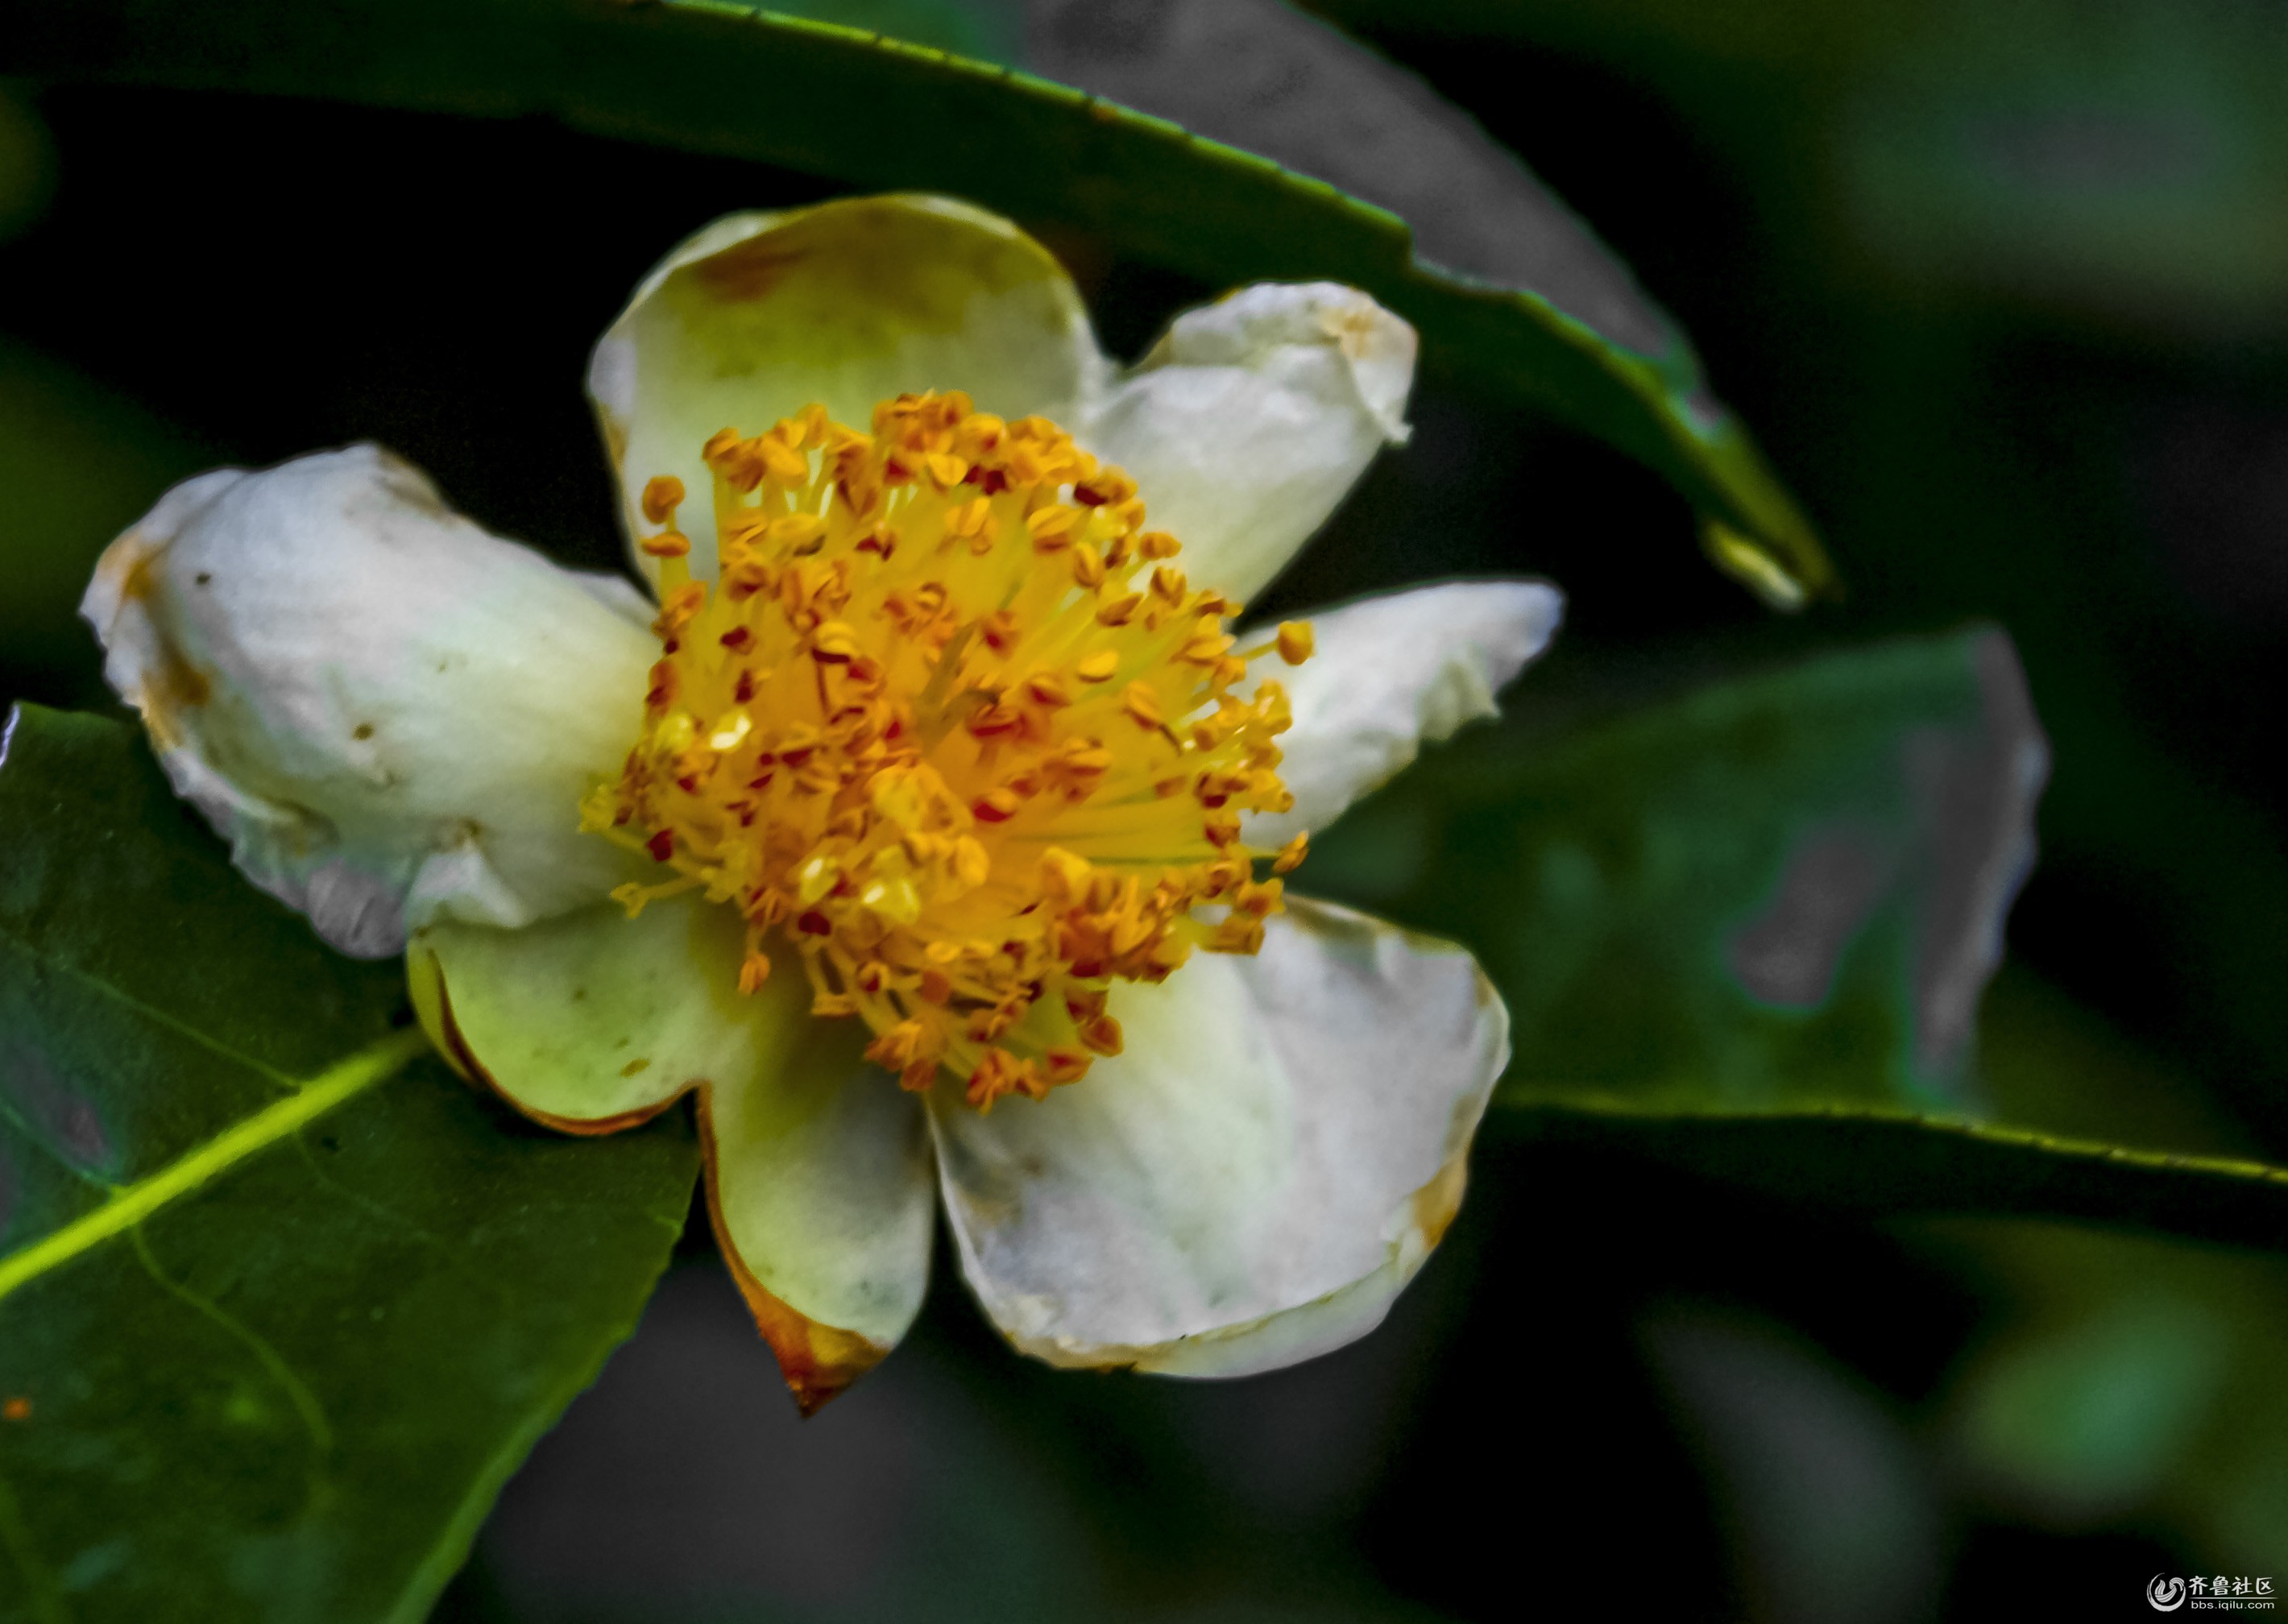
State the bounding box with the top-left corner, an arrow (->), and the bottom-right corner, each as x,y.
83,195 -> 1562,1409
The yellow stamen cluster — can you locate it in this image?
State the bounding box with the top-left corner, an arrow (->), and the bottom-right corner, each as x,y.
584,393 -> 1314,1111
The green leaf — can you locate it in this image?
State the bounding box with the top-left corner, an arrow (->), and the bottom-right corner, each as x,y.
1919,973 -> 2288,1568
1315,0 -> 2288,338
1313,626 -> 2046,1114
0,706 -> 698,1622
1022,0 -> 1693,404
0,0 -> 1831,607
1306,628 -> 2288,1249
1495,1101 -> 2288,1254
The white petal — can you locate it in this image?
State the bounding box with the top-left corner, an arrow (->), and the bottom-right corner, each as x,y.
932,897 -> 1507,1378
702,1019 -> 937,1414
588,193 -> 1107,584
411,893 -> 790,1129
81,445 -> 656,957
416,891 -> 934,1411
1254,579 -> 1564,845
1075,283 -> 1417,602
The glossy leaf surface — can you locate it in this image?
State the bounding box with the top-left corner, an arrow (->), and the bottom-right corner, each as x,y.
0,706 -> 698,1623
0,0 -> 1830,606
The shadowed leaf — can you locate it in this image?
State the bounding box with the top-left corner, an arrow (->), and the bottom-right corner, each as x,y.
0,0 -> 1831,606
0,706 -> 698,1622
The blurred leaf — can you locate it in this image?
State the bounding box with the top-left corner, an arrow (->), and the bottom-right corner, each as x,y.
1836,1 -> 2288,336
1316,627 -> 2046,1113
1304,628 -> 2288,1249
1023,0 -> 1684,379
1502,1104 -> 2288,1254
0,87 -> 52,240
0,340 -> 210,702
0,706 -> 698,1622
0,0 -> 1831,606
1915,972 -> 2288,1573
1641,1303 -> 1942,1624
1314,0 -> 2288,338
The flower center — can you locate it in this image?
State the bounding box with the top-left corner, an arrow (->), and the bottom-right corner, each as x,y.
584,394 -> 1312,1110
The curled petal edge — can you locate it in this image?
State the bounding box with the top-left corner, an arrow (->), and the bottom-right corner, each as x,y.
408,945 -> 889,1413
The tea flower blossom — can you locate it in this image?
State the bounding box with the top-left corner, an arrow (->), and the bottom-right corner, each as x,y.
82,195 -> 1562,1409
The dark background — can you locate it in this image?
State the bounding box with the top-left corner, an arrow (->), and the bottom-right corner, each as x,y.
2,2 -> 2283,1617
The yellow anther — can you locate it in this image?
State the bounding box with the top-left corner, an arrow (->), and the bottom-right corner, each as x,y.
759,436 -> 809,483
1121,682 -> 1166,731
865,1019 -> 931,1071
641,529 -> 692,558
1181,628 -> 1237,665
972,786 -> 1024,823
1040,847 -> 1092,904
1045,1048 -> 1092,1086
796,855 -> 842,905
595,394 -> 1299,1109
769,514 -> 828,554
642,475 -> 686,525
1276,620 -> 1315,665
860,874 -> 923,925
1236,879 -> 1283,918
1026,504 -> 1080,551
946,496 -> 996,541
870,768 -> 923,825
1273,831 -> 1309,873
653,582 -> 707,638
1209,915 -> 1266,954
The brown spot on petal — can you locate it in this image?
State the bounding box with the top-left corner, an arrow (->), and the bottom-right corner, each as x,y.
98,534 -> 160,603
1410,1156 -> 1468,1251
696,1086 -> 890,1416
130,644 -> 212,753
688,238 -> 806,303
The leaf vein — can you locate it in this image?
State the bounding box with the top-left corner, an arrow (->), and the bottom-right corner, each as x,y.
130,1225 -> 334,1474
0,925 -> 292,1090
0,1029 -> 430,1307
0,1461 -> 68,1624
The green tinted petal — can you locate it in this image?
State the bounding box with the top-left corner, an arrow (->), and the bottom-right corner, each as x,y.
411,893 -> 805,1129
588,193 -> 1105,583
700,1022 -> 935,1414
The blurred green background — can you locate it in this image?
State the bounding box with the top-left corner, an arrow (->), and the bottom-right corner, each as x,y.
3,0 -> 2285,1618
